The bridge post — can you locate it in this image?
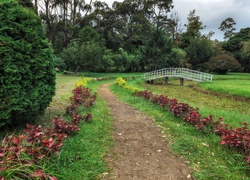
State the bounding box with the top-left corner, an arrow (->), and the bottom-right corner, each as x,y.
180,78 -> 184,86
165,77 -> 169,84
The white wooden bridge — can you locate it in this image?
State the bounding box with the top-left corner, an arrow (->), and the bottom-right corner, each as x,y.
143,68 -> 213,85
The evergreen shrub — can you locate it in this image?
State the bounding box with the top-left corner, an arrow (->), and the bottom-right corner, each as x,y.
0,0 -> 56,127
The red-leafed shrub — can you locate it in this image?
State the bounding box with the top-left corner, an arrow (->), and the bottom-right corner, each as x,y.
135,89 -> 250,164
137,90 -> 153,100
65,104 -> 77,116
84,113 -> 93,122
85,93 -> 97,107
0,85 -> 98,178
52,117 -> 80,136
217,123 -> 250,161
71,86 -> 91,105
183,111 -> 213,130
72,114 -> 84,125
169,101 -> 193,117
156,95 -> 170,108
150,94 -> 170,109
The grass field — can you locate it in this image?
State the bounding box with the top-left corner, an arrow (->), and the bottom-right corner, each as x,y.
135,73 -> 250,127
2,72 -> 250,179
111,75 -> 250,179
199,73 -> 250,98
41,73 -> 142,179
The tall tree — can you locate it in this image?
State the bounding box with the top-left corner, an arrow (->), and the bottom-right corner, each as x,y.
180,9 -> 206,48
140,28 -> 177,71
222,28 -> 250,72
62,26 -> 106,74
148,0 -> 174,29
37,0 -> 94,47
166,11 -> 183,42
219,17 -> 236,40
185,9 -> 206,38
185,37 -> 213,70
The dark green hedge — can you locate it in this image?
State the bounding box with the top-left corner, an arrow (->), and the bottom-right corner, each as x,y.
0,0 -> 56,127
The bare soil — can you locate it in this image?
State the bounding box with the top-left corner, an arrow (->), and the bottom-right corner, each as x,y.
98,83 -> 193,180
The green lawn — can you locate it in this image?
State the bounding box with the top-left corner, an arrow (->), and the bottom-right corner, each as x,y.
199,73 -> 250,98
111,78 -> 250,180
3,72 -> 249,179
43,72 -> 250,179
42,74 -> 115,179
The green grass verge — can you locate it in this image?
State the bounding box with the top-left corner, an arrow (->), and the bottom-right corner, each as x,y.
48,96 -> 113,179
200,73 -> 250,98
41,75 -> 115,179
60,71 -> 143,78
110,83 -> 250,180
135,79 -> 250,127
199,80 -> 250,98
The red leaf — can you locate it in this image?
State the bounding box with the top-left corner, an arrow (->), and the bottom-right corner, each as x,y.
0,153 -> 5,157
29,169 -> 44,177
220,140 -> 227,145
49,176 -> 58,180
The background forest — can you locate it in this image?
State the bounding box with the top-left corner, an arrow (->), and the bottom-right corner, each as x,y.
20,0 -> 250,73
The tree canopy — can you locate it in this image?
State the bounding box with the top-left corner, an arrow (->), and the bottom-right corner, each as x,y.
18,0 -> 250,73
219,17 -> 236,40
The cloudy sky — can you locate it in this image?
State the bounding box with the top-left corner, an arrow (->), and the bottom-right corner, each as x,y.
172,0 -> 250,40
103,0 -> 250,41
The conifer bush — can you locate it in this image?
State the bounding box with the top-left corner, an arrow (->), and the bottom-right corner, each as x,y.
0,0 -> 56,127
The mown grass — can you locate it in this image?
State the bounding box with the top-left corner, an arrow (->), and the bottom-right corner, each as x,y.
199,73 -> 250,98
2,72 -> 249,179
62,71 -> 143,78
39,73 -> 82,123
110,81 -> 250,180
89,72 -> 143,78
47,94 -> 113,179
41,74 -> 115,179
134,78 -> 250,127
40,72 -> 250,179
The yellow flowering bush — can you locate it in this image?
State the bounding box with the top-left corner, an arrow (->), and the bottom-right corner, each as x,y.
124,85 -> 139,93
75,78 -> 91,87
116,77 -> 126,87
116,77 -> 139,93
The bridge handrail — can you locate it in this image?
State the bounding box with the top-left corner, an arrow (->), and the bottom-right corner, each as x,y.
143,68 -> 213,82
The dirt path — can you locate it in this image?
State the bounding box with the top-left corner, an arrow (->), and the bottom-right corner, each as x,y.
98,83 -> 192,180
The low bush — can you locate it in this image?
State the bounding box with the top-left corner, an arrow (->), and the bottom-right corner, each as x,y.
0,86 -> 97,179
116,77 -> 139,93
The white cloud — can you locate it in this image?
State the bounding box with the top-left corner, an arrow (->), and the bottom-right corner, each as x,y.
172,0 -> 250,40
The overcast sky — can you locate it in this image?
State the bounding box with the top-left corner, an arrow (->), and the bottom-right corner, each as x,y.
103,0 -> 250,41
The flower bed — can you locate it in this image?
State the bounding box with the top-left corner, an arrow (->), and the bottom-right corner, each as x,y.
0,84 -> 96,179
116,78 -> 250,165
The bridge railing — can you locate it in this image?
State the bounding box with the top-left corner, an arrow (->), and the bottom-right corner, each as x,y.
143,68 -> 213,82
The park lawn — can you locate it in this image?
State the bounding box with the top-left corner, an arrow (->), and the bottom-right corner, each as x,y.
134,73 -> 250,128
111,77 -> 250,180
2,72 -> 249,179
199,79 -> 250,98
41,73 -> 142,179
199,72 -> 250,98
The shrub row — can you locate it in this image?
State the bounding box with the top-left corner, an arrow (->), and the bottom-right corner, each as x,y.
116,77 -> 139,93
115,78 -> 250,165
0,86 -> 97,179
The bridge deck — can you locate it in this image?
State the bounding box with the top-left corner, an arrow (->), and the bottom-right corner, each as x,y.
143,68 -> 213,82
